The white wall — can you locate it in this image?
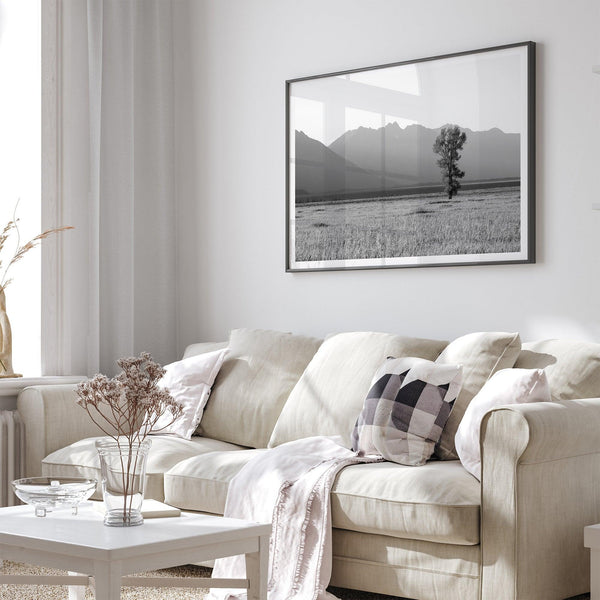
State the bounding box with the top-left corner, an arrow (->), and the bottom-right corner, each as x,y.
173,0 -> 600,349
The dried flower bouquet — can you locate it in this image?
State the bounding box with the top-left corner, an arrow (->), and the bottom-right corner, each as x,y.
76,352 -> 183,525
76,352 -> 183,443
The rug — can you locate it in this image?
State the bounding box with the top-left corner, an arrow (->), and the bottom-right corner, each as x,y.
0,561 -> 591,600
0,561 -> 405,600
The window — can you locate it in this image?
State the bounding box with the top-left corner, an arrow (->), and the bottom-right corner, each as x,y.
0,0 -> 42,375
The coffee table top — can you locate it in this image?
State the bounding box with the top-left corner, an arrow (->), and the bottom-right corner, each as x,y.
0,504 -> 270,561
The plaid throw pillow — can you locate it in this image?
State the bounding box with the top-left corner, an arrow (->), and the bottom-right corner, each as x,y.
351,357 -> 462,466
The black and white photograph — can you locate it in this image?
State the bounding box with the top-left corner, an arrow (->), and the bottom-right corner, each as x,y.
286,42 -> 535,271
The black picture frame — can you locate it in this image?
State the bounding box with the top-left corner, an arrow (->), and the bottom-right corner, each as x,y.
286,42 -> 535,272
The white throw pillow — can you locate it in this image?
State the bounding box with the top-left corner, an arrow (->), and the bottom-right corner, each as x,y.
455,368 -> 551,480
149,348 -> 228,440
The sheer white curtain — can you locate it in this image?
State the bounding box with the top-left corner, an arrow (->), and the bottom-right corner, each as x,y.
43,0 -> 177,376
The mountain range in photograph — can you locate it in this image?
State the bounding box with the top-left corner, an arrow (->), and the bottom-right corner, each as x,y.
294,122 -> 520,202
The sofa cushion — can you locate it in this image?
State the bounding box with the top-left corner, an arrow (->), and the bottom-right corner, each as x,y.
515,339 -> 600,401
165,449 -> 264,515
41,435 -> 247,503
352,357 -> 462,466
164,451 -> 480,545
148,348 -> 228,439
455,368 -> 551,480
183,341 -> 228,359
198,329 -> 322,448
332,461 -> 479,544
435,331 -> 521,460
268,332 -> 448,449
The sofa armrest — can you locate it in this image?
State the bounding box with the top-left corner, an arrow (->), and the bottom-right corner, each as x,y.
17,384 -> 118,477
480,398 -> 600,600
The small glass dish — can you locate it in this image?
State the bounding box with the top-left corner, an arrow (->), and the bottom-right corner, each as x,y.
12,476 -> 97,517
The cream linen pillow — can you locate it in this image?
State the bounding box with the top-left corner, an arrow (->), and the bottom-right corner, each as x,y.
515,339 -> 600,401
198,329 -> 322,448
435,331 -> 521,460
455,368 -> 551,480
268,332 -> 448,449
148,348 -> 228,440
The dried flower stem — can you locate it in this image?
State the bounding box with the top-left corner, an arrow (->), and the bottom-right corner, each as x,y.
0,201 -> 74,292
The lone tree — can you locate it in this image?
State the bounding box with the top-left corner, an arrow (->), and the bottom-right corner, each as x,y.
433,125 -> 467,199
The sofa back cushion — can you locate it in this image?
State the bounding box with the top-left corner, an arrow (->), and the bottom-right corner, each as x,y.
515,339 -> 600,401
435,331 -> 522,460
268,332 -> 448,449
197,329 -> 322,448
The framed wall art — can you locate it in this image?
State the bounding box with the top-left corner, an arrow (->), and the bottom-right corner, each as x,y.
286,42 -> 535,272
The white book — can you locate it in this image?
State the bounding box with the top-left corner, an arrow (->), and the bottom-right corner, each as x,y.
91,499 -> 181,518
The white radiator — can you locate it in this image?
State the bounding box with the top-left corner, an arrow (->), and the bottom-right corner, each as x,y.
0,410 -> 25,506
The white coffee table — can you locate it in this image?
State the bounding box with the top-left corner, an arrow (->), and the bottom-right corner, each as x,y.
585,524 -> 600,599
0,504 -> 270,600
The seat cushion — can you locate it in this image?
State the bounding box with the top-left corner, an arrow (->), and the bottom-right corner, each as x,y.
332,461 -> 479,545
164,451 -> 480,545
165,449 -> 264,514
198,329 -> 323,448
42,435 -> 247,502
268,332 -> 448,449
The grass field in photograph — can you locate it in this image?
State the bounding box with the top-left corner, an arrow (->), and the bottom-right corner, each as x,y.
294,186 -> 521,262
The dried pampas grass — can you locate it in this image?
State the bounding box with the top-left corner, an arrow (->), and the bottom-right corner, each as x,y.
0,202 -> 73,292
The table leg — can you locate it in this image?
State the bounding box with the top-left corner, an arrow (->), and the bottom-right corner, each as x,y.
245,534 -> 269,600
93,561 -> 121,600
68,571 -> 87,600
592,549 -> 600,600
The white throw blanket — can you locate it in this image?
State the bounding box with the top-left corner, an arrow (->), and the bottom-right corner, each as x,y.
209,436 -> 379,600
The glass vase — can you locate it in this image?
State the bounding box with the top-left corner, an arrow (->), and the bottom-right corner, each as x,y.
95,438 -> 151,527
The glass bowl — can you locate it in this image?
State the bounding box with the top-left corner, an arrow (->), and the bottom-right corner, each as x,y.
12,476 -> 97,517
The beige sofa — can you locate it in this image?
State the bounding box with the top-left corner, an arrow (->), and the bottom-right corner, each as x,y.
16,329 -> 600,600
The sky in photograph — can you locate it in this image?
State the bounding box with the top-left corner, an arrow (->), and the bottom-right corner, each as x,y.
291,46 -> 526,146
